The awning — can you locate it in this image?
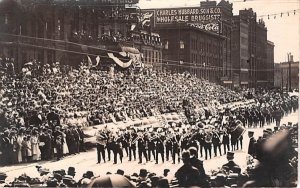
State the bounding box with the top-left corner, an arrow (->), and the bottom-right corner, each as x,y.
120,46 -> 140,54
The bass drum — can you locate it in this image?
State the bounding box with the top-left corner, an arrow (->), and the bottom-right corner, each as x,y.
231,124 -> 246,139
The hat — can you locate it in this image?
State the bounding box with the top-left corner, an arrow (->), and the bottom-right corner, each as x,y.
0,172 -> 7,181
163,169 -> 170,176
181,151 -> 190,160
39,168 -> 50,176
67,167 -> 76,176
227,151 -> 234,160
86,171 -> 94,179
189,147 -> 198,154
116,169 -> 124,176
139,169 -> 148,178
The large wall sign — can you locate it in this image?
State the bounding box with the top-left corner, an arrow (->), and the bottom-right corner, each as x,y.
142,7 -> 222,33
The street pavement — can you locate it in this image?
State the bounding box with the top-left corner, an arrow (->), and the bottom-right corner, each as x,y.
1,110 -> 298,183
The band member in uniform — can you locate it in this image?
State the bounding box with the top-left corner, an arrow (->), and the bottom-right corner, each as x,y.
204,132 -> 212,160
106,134 -> 113,162
222,129 -> 230,155
165,137 -> 173,161
122,131 -> 129,157
128,131 -> 137,161
239,135 -> 243,150
137,133 -> 148,164
147,134 -> 156,162
172,133 -> 181,164
96,130 -> 107,164
155,136 -> 165,164
197,129 -> 206,158
112,133 -> 123,164
248,131 -> 256,158
187,135 -> 199,158
212,129 -> 222,157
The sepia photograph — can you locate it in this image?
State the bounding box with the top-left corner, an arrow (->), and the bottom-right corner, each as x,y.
0,0 -> 299,187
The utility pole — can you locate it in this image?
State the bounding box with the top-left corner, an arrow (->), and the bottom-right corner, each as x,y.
288,53 -> 292,92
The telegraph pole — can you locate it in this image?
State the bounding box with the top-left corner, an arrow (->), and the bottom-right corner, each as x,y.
288,52 -> 292,92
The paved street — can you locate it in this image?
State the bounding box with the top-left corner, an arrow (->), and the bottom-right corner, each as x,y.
1,110 -> 298,183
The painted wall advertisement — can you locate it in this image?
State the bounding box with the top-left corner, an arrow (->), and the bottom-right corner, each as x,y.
142,7 -> 222,33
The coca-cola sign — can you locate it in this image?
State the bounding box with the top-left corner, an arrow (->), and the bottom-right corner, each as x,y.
143,7 -> 222,33
187,23 -> 220,33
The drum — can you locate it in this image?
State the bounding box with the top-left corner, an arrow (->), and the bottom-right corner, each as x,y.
231,124 -> 246,139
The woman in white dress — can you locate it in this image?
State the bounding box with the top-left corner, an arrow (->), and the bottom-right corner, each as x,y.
62,129 -> 69,155
16,132 -> 24,163
31,132 -> 41,161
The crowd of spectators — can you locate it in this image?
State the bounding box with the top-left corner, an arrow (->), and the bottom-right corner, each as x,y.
0,58 -> 245,131
70,31 -> 130,45
0,123 -> 297,187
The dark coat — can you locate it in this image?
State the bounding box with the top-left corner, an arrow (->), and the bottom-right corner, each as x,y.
248,137 -> 257,156
222,161 -> 241,173
190,157 -> 206,177
175,164 -> 201,187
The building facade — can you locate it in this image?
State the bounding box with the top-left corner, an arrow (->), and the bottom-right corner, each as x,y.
274,61 -> 299,90
232,15 -> 249,87
142,0 -> 233,86
0,0 -> 162,71
266,41 -> 275,86
232,8 -> 272,88
159,24 -> 224,83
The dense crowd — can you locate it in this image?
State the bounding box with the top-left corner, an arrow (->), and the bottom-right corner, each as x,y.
0,123 -> 297,187
0,57 -> 298,187
0,57 -> 246,166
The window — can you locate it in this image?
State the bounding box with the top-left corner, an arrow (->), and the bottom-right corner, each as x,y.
165,41 -> 169,49
180,40 -> 185,49
57,19 -> 61,31
4,14 -> 8,24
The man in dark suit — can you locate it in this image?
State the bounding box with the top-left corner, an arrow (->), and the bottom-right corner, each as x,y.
175,151 -> 201,187
189,147 -> 206,176
189,147 -> 209,188
248,131 -> 256,158
221,151 -> 241,174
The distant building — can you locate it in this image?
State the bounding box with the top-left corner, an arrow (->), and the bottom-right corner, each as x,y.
274,60 -> 299,90
142,0 -> 234,86
0,0 -> 162,71
232,8 -> 272,88
159,24 -> 225,84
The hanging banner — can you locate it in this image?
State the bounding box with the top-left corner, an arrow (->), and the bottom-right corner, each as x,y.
108,53 -> 133,68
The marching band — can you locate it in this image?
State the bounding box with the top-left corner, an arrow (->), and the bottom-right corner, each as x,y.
94,94 -> 298,165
